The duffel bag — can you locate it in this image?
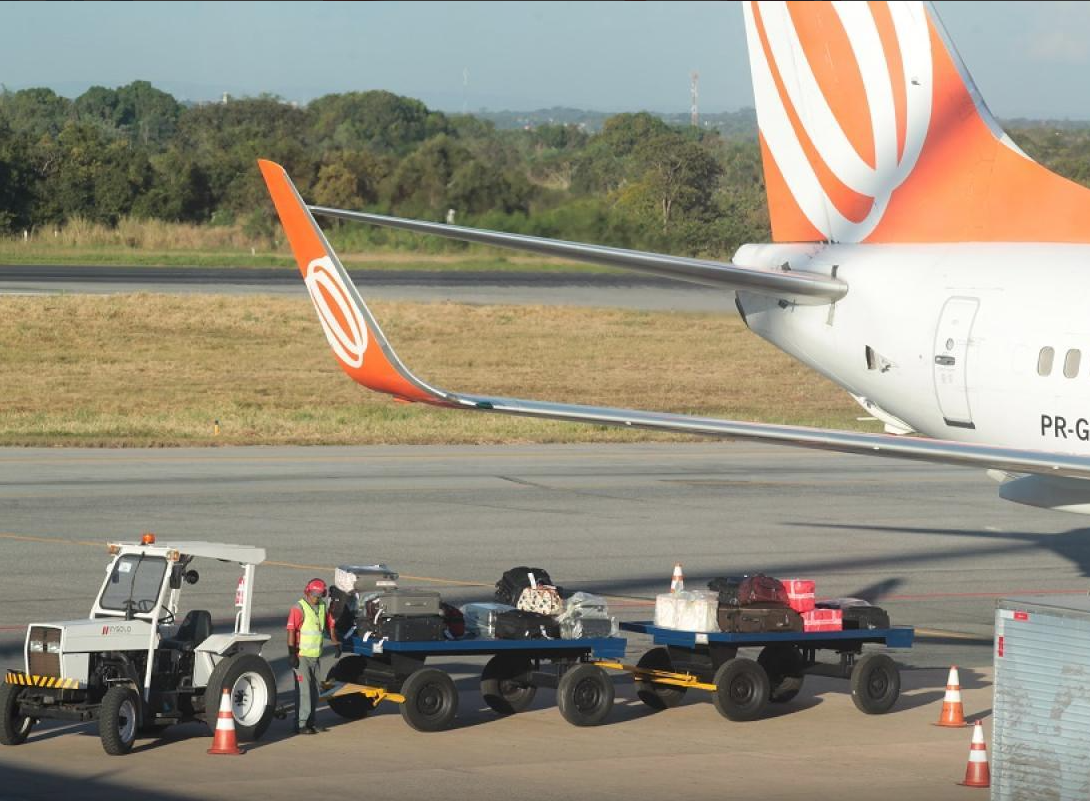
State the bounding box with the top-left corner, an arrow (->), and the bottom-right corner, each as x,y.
516,585 -> 563,615
737,573 -> 789,607
441,602 -> 466,639
495,566 -> 558,605
494,609 -> 560,640
841,606 -> 891,630
707,576 -> 744,607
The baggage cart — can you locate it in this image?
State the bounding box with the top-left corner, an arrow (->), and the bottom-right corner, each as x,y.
599,621 -> 914,722
321,633 -> 626,732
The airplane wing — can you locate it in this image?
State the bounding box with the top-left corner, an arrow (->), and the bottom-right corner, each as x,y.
308,205 -> 847,306
259,159 -> 1090,483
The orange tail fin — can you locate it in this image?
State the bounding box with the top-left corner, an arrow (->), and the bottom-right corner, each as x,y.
743,1 -> 1090,243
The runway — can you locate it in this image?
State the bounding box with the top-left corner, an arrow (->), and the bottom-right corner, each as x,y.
0,265 -> 739,312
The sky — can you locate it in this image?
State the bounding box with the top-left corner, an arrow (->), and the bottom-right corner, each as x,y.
3,1 -> 1090,119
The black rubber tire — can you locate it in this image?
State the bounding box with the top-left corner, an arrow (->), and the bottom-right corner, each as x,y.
712,658 -> 770,722
0,682 -> 34,745
325,656 -> 376,720
204,652 -> 277,741
758,645 -> 806,704
851,653 -> 900,714
99,686 -> 140,756
634,647 -> 687,711
557,663 -> 614,727
399,668 -> 458,732
480,654 -> 537,715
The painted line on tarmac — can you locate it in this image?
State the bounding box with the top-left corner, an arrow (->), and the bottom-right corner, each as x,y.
0,532 -> 103,548
885,588 -> 1090,601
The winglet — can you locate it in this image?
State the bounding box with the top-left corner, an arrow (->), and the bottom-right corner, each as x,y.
257,159 -> 450,405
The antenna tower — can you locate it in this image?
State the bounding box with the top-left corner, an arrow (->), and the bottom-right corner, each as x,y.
690,71 -> 699,127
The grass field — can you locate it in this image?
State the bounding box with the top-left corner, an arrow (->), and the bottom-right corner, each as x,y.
0,294 -> 869,447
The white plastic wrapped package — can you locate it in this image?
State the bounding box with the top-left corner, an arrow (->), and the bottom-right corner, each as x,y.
563,592 -> 609,616
654,590 -> 719,632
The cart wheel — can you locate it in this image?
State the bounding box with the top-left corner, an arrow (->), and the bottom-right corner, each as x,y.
99,686 -> 140,755
758,645 -> 805,703
481,654 -> 537,715
712,658 -> 770,722
851,653 -> 900,714
325,656 -> 377,720
0,682 -> 34,745
400,668 -> 458,732
203,652 -> 277,741
557,663 -> 614,727
634,647 -> 687,711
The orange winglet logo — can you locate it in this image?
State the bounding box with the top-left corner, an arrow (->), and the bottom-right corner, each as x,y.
745,1 -> 1090,244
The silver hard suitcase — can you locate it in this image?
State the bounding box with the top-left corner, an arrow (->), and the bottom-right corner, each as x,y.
461,602 -> 515,638
335,564 -> 399,594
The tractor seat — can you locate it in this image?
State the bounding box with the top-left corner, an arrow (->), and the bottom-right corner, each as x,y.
161,609 -> 213,652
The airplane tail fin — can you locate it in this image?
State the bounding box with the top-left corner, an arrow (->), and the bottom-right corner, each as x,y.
257,160 -> 453,406
743,1 -> 1090,244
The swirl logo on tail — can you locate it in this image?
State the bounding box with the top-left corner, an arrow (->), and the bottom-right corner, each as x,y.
304,256 -> 367,369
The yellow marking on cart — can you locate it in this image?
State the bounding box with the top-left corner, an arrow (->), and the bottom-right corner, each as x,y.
5,671 -> 81,689
320,680 -> 405,705
594,660 -> 717,692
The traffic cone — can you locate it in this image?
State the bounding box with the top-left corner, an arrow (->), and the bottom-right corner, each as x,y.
934,665 -> 969,727
670,563 -> 685,593
207,687 -> 244,755
958,721 -> 990,788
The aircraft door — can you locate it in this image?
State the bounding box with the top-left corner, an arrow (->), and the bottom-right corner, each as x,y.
933,297 -> 979,429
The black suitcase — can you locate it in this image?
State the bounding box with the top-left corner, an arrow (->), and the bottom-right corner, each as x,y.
841,606 -> 891,630
707,576 -> 744,607
359,614 -> 444,642
494,609 -> 560,640
718,604 -> 804,634
495,567 -> 558,605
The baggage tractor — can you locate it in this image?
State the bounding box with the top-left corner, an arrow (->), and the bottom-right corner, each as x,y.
461,602 -> 515,638
365,589 -> 442,619
359,614 -> 445,642
494,609 -> 561,640
495,566 -> 558,606
335,564 -> 399,593
718,604 -> 804,634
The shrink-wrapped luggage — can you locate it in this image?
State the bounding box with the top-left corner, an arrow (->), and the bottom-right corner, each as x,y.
654,590 -> 718,632
335,564 -> 399,594
461,602 -> 515,638
557,592 -> 616,639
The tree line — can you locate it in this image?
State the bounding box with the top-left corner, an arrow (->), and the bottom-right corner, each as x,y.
0,80 -> 1088,258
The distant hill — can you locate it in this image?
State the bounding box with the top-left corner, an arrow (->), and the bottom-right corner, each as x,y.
471,106 -> 759,138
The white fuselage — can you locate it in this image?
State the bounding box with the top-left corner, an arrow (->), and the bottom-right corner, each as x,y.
735,242 -> 1090,455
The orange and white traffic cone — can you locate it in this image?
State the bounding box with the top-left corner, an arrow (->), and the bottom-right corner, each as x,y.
670,563 -> 685,593
207,687 -> 244,755
958,721 -> 990,788
934,665 -> 969,727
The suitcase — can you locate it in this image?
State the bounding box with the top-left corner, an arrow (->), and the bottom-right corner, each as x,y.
718,604 -> 804,634
364,589 -> 442,619
327,586 -> 357,639
563,592 -> 609,616
494,609 -> 560,640
461,602 -> 515,638
782,579 -> 816,614
495,567 -> 559,605
335,564 -> 399,593
560,616 -> 616,639
802,608 -> 843,632
707,577 -> 744,607
737,574 -> 790,607
841,606 -> 890,630
359,614 -> 444,642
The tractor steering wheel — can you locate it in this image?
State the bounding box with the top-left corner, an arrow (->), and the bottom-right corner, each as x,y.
157,608 -> 176,625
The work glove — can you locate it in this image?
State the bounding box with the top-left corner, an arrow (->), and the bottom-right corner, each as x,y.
288,647 -> 299,669
334,643 -> 342,659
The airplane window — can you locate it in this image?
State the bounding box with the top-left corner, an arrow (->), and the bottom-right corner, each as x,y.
1065,349 -> 1081,379
1038,347 -> 1054,376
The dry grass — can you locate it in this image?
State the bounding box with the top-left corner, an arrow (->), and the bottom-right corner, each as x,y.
0,295 -> 868,446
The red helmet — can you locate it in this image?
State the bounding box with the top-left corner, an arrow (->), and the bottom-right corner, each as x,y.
305,579 -> 327,597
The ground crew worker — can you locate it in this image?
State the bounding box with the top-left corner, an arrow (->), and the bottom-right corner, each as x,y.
286,578 -> 340,735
